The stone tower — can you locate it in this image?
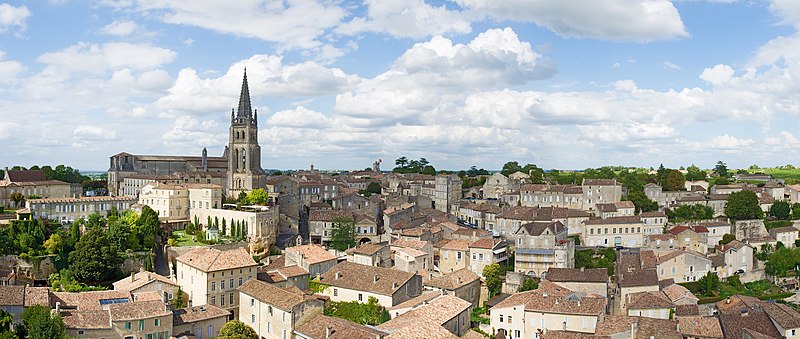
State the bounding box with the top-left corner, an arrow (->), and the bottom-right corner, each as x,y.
227,69 -> 266,197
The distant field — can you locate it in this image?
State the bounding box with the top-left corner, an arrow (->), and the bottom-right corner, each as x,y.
747,168 -> 800,181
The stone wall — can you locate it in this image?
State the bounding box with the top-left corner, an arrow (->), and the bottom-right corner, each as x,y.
733,219 -> 768,240
121,251 -> 151,275
0,255 -> 57,281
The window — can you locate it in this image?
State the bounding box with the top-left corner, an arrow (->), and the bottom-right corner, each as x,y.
358,293 -> 363,301
125,322 -> 131,330
251,314 -> 256,323
268,322 -> 272,333
250,298 -> 255,306
239,277 -> 243,286
500,315 -> 503,322
457,252 -> 462,260
269,306 -> 273,316
508,315 -> 512,324
221,281 -> 225,290
333,289 -> 338,297
230,293 -> 234,305
211,282 -> 216,291
230,278 -> 234,287
211,296 -> 216,305
221,296 -> 225,306
515,330 -> 520,338
155,318 -> 160,327
139,320 -> 145,331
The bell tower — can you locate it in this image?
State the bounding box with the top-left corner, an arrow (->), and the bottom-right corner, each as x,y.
227,69 -> 266,197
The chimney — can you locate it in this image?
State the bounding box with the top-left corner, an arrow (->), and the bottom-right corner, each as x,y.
131,272 -> 136,282
335,271 -> 341,279
676,323 -> 680,332
325,326 -> 333,339
543,292 -> 548,298
726,297 -> 731,304
580,267 -> 584,272
373,274 -> 379,283
392,282 -> 398,289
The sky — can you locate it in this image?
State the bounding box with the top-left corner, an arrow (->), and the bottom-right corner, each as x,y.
2,1 -> 800,172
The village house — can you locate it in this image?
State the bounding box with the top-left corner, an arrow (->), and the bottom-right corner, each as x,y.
675,316 -> 723,339
654,249 -> 711,283
662,284 -> 699,306
544,267 -> 608,298
294,314 -> 388,339
595,201 -> 635,219
284,244 -> 338,276
317,262 -> 422,308
716,240 -> 754,278
385,291 -> 441,319
0,285 -> 49,330
520,184 -> 584,210
436,239 -> 472,274
482,173 -> 522,199
581,179 -> 623,212
423,268 -> 481,306
172,304 -> 230,339
307,209 -> 354,244
0,168 -> 72,209
625,290 -> 675,319
770,226 -> 800,247
346,243 -> 392,268
702,221 -> 732,247
490,281 -> 607,338
582,216 -> 645,248
667,225 -> 709,254
260,256 -> 311,290
514,221 -> 574,278
644,233 -> 678,252
640,211 -> 668,235
112,271 -> 181,303
27,195 -> 137,224
378,294 -> 473,338
175,247 -> 258,320
456,201 -> 502,230
237,279 -> 323,339
468,237 -> 508,275
616,252 -> 660,314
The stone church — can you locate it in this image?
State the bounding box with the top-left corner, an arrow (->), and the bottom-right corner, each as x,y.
108,70 -> 266,198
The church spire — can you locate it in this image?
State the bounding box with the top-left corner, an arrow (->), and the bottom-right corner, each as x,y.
236,68 -> 253,123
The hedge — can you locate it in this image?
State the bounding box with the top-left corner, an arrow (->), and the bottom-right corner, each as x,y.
698,296 -> 724,304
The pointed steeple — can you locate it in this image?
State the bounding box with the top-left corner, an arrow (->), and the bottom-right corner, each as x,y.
236,68 -> 253,123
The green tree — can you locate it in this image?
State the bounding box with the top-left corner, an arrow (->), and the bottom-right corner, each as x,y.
173,287 -> 186,309
0,310 -> 12,333
725,190 -> 763,220
20,305 -> 66,339
245,188 -> 269,205
394,156 -> 409,169
770,200 -> 791,220
329,217 -> 356,251
43,233 -> 63,255
136,206 -> 160,249
218,320 -> 258,339
518,278 -> 538,292
9,192 -> 24,208
715,161 -> 729,178
237,191 -> 248,204
222,219 -> 227,235
501,161 -> 523,176
720,234 -> 736,245
697,272 -> 719,296
107,220 -> 134,251
68,227 -> 122,284
364,182 -> 381,196
686,164 -> 707,181
483,263 -> 503,297
624,191 -> 658,214
665,170 -> 686,191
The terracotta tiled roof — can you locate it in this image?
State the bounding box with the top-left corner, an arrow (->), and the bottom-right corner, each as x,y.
425,268 -> 479,290
238,279 -> 309,311
60,310 -> 111,329
769,226 -> 799,237
387,291 -> 442,311
762,301 -> 800,330
662,284 -> 696,303
595,316 -> 681,338
493,281 -> 606,316
296,314 -> 389,339
378,295 -> 470,338
319,262 -> 417,297
394,246 -> 428,258
640,211 -> 667,218
436,239 -> 471,251
391,238 -> 428,251
6,170 -> 47,182
24,287 -> 50,307
655,249 -> 708,265
51,290 -> 132,310
545,268 -> 607,283
176,247 -> 256,272
309,209 -> 353,222
583,179 -> 618,186
352,243 -> 387,256
647,234 -> 676,242
675,304 -> 700,316
717,300 -> 782,339
276,265 -> 309,278
113,271 -> 178,292
285,244 -> 337,264
627,291 -> 674,309
596,203 -> 617,213
0,285 -> 24,306
469,237 -> 505,250
678,316 -> 723,338
173,304 -> 230,326
618,269 -> 658,288
108,299 -> 170,321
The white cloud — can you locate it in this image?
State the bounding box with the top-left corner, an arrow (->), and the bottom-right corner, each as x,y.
0,4 -> 31,36
267,106 -> 331,128
109,0 -> 347,50
337,0 -> 472,39
37,42 -> 176,74
73,125 -> 119,141
155,54 -> 358,116
699,64 -> 734,85
101,19 -> 139,36
705,134 -> 754,150
454,0 -> 688,42
162,116 -> 225,147
663,60 -> 681,70
770,0 -> 800,28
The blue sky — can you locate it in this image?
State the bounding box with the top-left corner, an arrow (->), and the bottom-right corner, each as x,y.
2,1 -> 800,171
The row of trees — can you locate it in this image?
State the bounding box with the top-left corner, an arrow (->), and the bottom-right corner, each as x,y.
393,157 -> 436,175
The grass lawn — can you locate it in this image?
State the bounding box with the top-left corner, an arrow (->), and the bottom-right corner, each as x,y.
172,230 -> 205,247
748,168 -> 800,182
687,279 -> 790,303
